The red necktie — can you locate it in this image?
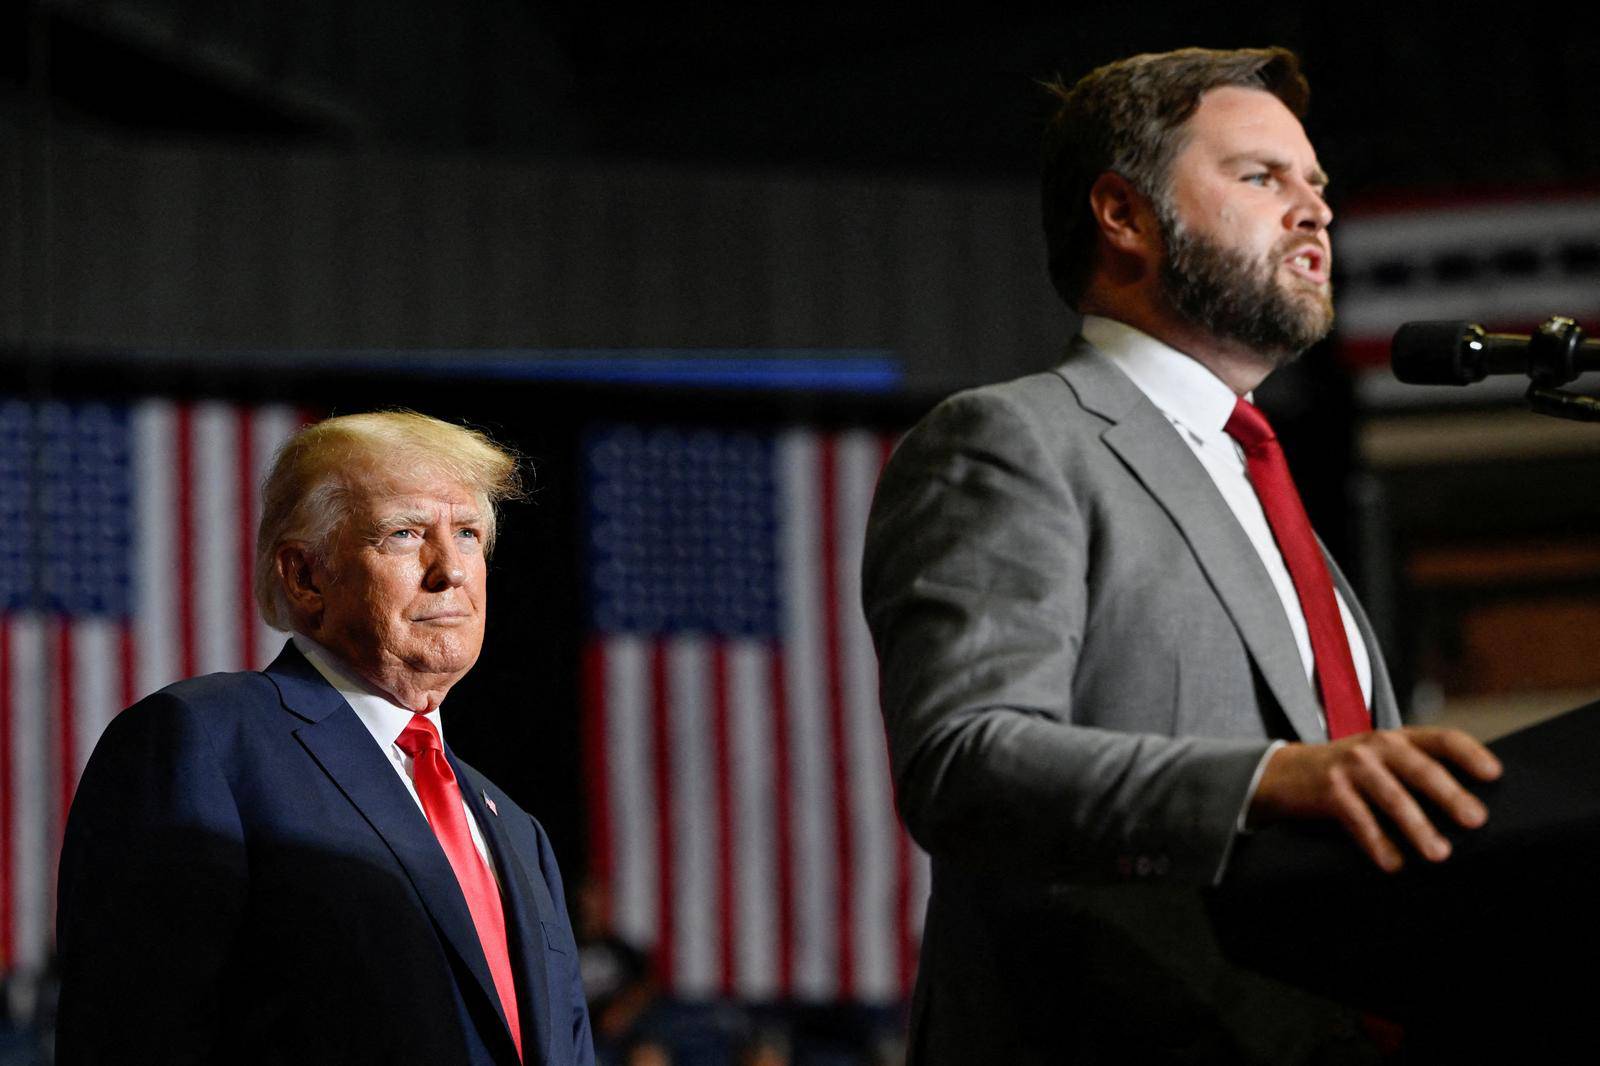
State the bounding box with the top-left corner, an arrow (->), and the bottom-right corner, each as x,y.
396,715 -> 523,1060
1224,399 -> 1371,740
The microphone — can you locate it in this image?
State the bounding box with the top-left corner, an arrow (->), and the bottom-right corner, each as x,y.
1391,317 -> 1600,386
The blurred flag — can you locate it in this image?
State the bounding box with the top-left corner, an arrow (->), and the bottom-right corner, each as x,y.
582,423 -> 928,1004
1334,193 -> 1600,407
0,397 -> 304,975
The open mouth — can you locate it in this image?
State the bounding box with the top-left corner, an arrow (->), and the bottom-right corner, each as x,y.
1282,244 -> 1329,284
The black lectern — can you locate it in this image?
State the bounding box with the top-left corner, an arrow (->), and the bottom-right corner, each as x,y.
1211,700 -> 1600,1053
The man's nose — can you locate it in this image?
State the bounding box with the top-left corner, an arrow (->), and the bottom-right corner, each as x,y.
1288,180 -> 1332,232
422,537 -> 467,590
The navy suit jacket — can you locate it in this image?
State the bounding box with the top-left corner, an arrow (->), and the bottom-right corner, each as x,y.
56,642 -> 595,1066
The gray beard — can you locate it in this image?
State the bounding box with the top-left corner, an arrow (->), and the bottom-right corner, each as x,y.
1156,211 -> 1335,362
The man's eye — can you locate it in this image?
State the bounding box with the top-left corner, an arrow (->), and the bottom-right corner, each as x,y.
388,529 -> 415,540
456,528 -> 482,540
1244,173 -> 1273,186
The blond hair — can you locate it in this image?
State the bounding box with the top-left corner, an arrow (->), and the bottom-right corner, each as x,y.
254,410 -> 523,631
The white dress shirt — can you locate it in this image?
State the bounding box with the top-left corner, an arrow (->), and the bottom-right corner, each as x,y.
1082,315 -> 1374,728
293,633 -> 499,877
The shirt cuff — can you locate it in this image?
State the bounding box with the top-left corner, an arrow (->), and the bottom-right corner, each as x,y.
1235,739 -> 1288,834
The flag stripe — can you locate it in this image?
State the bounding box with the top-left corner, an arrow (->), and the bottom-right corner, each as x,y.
839,432 -> 892,999
176,405 -> 198,682
55,620 -> 75,847
818,437 -> 856,999
769,645 -> 796,997
194,403 -> 241,676
729,641 -> 776,998
606,637 -> 655,949
667,636 -> 716,995
9,618 -> 46,972
119,621 -> 136,711
710,643 -> 736,995
251,407 -> 301,670
1,618 -> 14,967
133,402 -> 179,699
778,430 -> 837,999
237,407 -> 257,670
650,642 -> 675,990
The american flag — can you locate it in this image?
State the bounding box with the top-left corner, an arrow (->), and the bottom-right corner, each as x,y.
581,423 -> 929,1005
0,396 -> 305,975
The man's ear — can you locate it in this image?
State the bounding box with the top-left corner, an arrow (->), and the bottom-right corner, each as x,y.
1088,171 -> 1159,258
275,544 -> 324,629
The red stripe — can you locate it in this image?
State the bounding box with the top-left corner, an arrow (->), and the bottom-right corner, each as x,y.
580,640 -> 613,891
769,645 -> 794,997
119,622 -> 136,710
176,404 -> 197,681
818,436 -> 855,997
238,408 -> 258,669
710,643 -> 736,995
0,619 -> 14,967
650,643 -> 675,992
56,620 -> 75,839
1345,181 -> 1600,217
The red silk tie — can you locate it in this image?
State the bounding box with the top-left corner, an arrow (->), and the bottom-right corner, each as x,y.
396,715 -> 523,1060
1224,399 -> 1371,740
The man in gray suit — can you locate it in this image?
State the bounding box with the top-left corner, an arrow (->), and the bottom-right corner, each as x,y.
862,47 -> 1502,1064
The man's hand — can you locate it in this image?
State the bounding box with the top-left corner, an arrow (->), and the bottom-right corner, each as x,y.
1249,728 -> 1503,873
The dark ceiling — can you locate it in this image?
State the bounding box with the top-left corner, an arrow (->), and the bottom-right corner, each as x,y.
6,1 -> 1599,202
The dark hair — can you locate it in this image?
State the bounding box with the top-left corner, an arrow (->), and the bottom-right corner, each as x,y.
1039,46 -> 1310,307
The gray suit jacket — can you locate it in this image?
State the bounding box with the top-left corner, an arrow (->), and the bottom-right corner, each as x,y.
862,338 -> 1400,1064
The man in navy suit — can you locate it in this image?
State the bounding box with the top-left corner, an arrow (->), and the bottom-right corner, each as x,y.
57,411 -> 594,1066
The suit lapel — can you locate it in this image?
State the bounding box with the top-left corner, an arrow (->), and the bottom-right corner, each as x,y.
1055,345 -> 1326,741
454,756 -> 558,1066
263,645 -> 519,1060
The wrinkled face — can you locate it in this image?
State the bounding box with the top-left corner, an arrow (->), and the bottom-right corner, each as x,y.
314,472 -> 489,694
1156,85 -> 1334,359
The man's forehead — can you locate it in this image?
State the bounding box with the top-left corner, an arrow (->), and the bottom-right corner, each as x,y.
352,477 -> 484,517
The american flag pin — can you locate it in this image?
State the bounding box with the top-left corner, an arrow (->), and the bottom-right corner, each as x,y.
483,793 -> 499,817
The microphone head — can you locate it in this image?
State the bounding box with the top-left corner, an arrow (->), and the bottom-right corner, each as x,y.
1391,321 -> 1488,385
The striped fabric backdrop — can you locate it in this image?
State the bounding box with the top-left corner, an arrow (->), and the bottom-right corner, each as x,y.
0,397 -> 305,975
1334,193 -> 1600,405
582,423 -> 929,1005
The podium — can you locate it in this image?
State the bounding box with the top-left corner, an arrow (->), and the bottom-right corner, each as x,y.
1210,700 -> 1600,1048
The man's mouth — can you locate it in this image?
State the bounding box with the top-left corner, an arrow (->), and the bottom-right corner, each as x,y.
412,611 -> 471,624
1282,244 -> 1329,284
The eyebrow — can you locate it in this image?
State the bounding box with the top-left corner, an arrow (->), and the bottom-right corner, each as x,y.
368,508 -> 485,533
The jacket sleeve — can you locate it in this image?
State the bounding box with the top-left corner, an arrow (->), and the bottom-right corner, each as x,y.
55,691 -> 248,1066
862,388 -> 1271,886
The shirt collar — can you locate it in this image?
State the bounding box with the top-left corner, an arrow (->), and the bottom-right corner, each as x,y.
292,633 -> 445,750
1080,315 -> 1244,436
